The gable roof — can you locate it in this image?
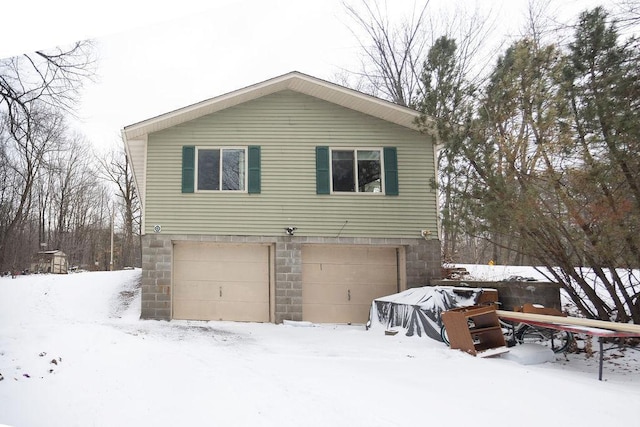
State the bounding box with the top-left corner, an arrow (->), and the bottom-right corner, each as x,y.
122,71 -> 429,140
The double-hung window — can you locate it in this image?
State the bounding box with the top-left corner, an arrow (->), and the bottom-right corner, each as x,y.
182,145 -> 260,194
197,147 -> 246,191
331,149 -> 382,193
315,146 -> 397,195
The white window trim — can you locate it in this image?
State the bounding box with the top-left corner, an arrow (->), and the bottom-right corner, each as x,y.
329,147 -> 385,195
195,146 -> 248,193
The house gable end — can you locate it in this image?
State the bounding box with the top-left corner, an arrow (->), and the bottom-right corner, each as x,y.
123,72 -> 429,140
143,90 -> 437,238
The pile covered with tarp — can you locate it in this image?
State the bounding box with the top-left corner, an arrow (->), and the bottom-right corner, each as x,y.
367,286 -> 484,341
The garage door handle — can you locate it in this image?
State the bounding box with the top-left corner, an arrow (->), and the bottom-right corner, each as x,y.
348,289 -> 351,301
219,287 -> 222,297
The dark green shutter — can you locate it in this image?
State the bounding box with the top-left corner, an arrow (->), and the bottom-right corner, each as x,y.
182,146 -> 195,193
384,147 -> 398,195
248,145 -> 261,194
316,146 -> 330,194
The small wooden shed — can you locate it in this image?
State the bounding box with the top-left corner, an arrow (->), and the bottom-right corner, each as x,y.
31,250 -> 68,274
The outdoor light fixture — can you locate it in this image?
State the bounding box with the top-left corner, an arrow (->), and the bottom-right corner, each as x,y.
285,226 -> 297,236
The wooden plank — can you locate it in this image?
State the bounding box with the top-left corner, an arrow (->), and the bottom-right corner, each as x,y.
477,346 -> 510,358
496,310 -> 640,334
506,318 -> 637,337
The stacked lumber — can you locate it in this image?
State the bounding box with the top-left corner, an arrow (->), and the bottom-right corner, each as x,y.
496,310 -> 640,334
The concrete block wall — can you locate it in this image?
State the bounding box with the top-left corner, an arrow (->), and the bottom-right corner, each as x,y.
141,234 -> 442,322
431,279 -> 562,312
274,241 -> 302,323
492,281 -> 562,311
406,239 -> 442,287
141,234 -> 173,320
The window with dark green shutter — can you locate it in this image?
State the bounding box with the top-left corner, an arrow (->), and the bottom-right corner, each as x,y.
316,146 -> 330,194
319,146 -> 398,195
248,146 -> 261,194
383,147 -> 398,195
330,149 -> 382,192
329,148 -> 383,194
186,146 -> 250,192
182,146 -> 195,193
316,147 -> 398,196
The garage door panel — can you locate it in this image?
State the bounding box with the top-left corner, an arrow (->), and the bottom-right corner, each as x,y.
173,281 -> 220,300
302,265 -> 361,284
303,283 -> 350,304
344,247 -> 397,265
302,245 -> 399,324
173,243 -> 270,322
303,264 -> 397,286
220,282 -> 269,302
303,283 -> 395,306
348,304 -> 374,324
172,299 -> 210,321
303,303 -> 372,324
174,281 -> 269,302
223,263 -> 269,282
174,243 -> 266,263
303,246 -> 396,265
174,261 -> 268,283
212,245 -> 267,263
348,283 -> 398,304
217,302 -> 270,322
172,300 -> 270,322
303,304 -> 343,324
173,244 -> 199,261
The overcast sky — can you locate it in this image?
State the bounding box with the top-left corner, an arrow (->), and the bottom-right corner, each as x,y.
4,0 -> 603,151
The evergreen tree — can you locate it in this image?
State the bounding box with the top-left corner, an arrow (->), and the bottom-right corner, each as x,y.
417,36 -> 476,262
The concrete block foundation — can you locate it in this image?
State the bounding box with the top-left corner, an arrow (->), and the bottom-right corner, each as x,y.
141,234 -> 442,322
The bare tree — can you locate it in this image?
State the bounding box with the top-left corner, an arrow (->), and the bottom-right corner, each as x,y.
29,135 -> 111,270
0,106 -> 66,270
96,146 -> 141,269
616,0 -> 640,30
0,41 -> 95,124
342,0 -> 432,106
0,40 -> 96,272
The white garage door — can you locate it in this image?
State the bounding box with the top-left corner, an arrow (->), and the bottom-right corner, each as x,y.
173,243 -> 270,322
302,245 -> 399,324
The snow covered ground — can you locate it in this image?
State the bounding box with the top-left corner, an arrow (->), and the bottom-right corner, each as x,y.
1,270 -> 638,427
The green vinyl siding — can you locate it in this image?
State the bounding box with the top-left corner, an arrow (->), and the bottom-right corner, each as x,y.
145,90 -> 437,238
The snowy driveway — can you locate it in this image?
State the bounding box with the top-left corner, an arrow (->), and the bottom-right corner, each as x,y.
1,270 -> 638,427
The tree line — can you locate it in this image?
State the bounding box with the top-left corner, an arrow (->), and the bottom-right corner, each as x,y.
344,1 -> 640,322
0,42 -> 139,273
